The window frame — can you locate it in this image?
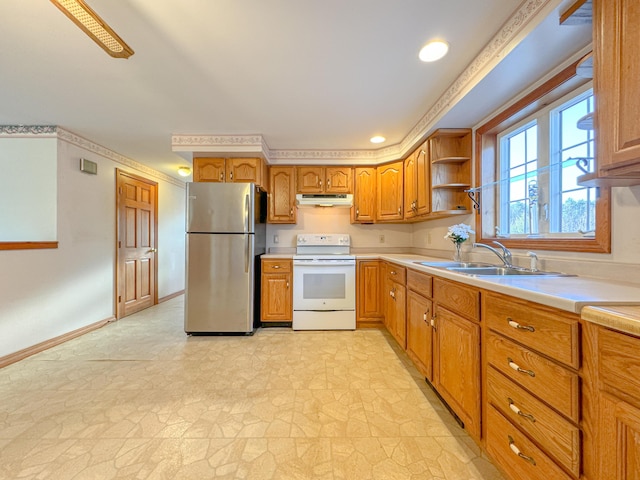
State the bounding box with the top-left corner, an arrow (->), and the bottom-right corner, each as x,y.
474,57 -> 611,253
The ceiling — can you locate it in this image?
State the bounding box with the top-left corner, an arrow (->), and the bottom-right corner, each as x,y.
0,1 -> 591,180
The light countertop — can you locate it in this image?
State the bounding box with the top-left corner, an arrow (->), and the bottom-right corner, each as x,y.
581,305 -> 640,337
262,252 -> 640,313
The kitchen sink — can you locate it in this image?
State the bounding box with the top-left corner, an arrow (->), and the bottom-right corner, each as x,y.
445,266 -> 573,277
414,261 -> 573,277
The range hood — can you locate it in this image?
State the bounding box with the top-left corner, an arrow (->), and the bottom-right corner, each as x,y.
296,193 -> 353,208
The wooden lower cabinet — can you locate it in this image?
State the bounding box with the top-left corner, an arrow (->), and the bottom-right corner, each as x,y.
433,304 -> 481,439
484,292 -> 581,479
583,321 -> 640,480
382,262 -> 406,348
406,269 -> 433,381
356,260 -> 383,327
260,259 -> 292,322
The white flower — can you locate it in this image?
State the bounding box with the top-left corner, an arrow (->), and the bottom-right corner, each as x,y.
444,223 -> 475,244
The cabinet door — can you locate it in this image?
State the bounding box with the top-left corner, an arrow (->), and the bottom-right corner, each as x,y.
383,276 -> 395,334
598,393 -> 640,480
352,167 -> 376,223
595,0 -> 640,174
268,166 -> 296,223
434,305 -> 481,439
228,158 -> 261,185
297,166 -> 324,193
407,290 -> 433,381
261,272 -> 292,321
376,161 -> 404,221
404,152 -> 417,219
385,280 -> 406,349
356,260 -> 383,325
325,167 -> 352,193
193,157 -> 226,182
414,143 -> 430,216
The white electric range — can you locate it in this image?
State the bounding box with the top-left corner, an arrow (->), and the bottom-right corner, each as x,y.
292,234 -> 356,330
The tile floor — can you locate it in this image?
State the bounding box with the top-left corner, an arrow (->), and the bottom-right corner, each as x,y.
0,296 -> 505,479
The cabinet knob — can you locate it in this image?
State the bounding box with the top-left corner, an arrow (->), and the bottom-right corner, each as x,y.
219,172 -> 224,181
290,207 -> 293,216
508,436 -> 537,466
272,265 -> 280,269
229,172 -> 234,180
327,179 -> 331,187
390,271 -> 397,275
398,206 -> 401,215
286,281 -> 290,289
431,314 -> 437,330
508,357 -> 536,377
422,308 -> 430,323
319,179 -> 323,187
507,318 -> 535,332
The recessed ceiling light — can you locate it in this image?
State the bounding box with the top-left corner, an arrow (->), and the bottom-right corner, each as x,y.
419,40 -> 449,62
370,136 -> 386,144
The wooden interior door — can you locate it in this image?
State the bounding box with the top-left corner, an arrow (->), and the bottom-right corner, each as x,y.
116,169 -> 158,318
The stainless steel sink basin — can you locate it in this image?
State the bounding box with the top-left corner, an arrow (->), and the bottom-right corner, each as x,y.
445,266 -> 572,277
414,261 -> 573,277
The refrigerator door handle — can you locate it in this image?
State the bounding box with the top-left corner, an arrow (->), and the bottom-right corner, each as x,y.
245,193 -> 250,234
245,235 -> 250,273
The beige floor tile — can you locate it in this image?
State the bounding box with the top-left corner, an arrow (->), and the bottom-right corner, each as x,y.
0,296 -> 504,479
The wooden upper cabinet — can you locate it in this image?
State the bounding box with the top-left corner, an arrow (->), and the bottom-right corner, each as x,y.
297,166 -> 324,193
227,158 -> 262,184
593,0 -> 640,180
268,166 -> 296,224
429,129 -> 472,215
325,167 -> 352,193
193,157 -> 267,189
376,161 -> 404,222
193,157 -> 226,182
296,166 -> 352,194
352,167 -> 376,223
404,152 -> 417,220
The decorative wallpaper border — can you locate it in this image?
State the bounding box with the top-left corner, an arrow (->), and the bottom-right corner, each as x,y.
172,0 -> 556,164
1,126 -> 183,187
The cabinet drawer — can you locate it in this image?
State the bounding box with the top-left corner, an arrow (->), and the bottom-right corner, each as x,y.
487,332 -> 580,422
599,327 -> 640,406
407,269 -> 432,297
487,367 -> 580,476
485,293 -> 579,368
486,406 -> 572,480
262,259 -> 292,273
385,263 -> 406,284
433,278 -> 479,321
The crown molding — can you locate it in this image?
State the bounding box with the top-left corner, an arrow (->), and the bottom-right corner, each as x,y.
0,125 -> 182,187
171,0 -> 556,165
57,128 -> 183,187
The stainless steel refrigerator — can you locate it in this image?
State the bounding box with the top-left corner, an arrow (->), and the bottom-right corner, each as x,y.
185,182 -> 266,334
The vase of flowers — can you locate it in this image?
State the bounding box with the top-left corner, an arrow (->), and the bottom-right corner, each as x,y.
444,223 -> 475,262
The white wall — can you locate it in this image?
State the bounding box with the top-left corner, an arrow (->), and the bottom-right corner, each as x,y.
266,207 -> 413,252
0,136 -> 186,358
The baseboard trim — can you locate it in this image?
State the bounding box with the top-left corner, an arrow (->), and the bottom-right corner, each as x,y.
0,317 -> 113,369
159,290 -> 184,303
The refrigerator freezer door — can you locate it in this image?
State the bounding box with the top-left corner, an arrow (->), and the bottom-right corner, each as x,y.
186,182 -> 254,234
185,233 -> 255,333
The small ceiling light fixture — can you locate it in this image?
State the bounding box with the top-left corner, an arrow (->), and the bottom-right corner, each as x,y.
177,166 -> 192,177
50,0 -> 134,59
419,40 -> 449,62
370,135 -> 386,144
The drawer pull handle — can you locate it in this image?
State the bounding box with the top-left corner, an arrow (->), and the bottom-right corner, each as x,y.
271,265 -> 281,269
390,271 -> 397,275
431,314 -> 437,331
508,436 -> 537,466
508,318 -> 535,332
508,358 -> 535,377
508,398 -> 536,422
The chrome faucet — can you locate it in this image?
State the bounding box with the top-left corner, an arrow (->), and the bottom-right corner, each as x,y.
472,241 -> 513,267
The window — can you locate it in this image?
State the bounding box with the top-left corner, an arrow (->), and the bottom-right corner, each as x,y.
475,58 -> 610,253
497,86 -> 596,238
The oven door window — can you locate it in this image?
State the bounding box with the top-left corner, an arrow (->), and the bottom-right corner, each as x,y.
302,273 -> 345,299
293,265 -> 356,311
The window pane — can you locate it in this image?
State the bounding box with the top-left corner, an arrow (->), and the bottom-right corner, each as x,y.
561,101 -> 589,148
561,190 -> 588,232
509,131 -> 526,168
509,200 -> 526,234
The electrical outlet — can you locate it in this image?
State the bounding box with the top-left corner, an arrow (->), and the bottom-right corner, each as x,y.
273,235 -> 279,244
379,235 -> 385,243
